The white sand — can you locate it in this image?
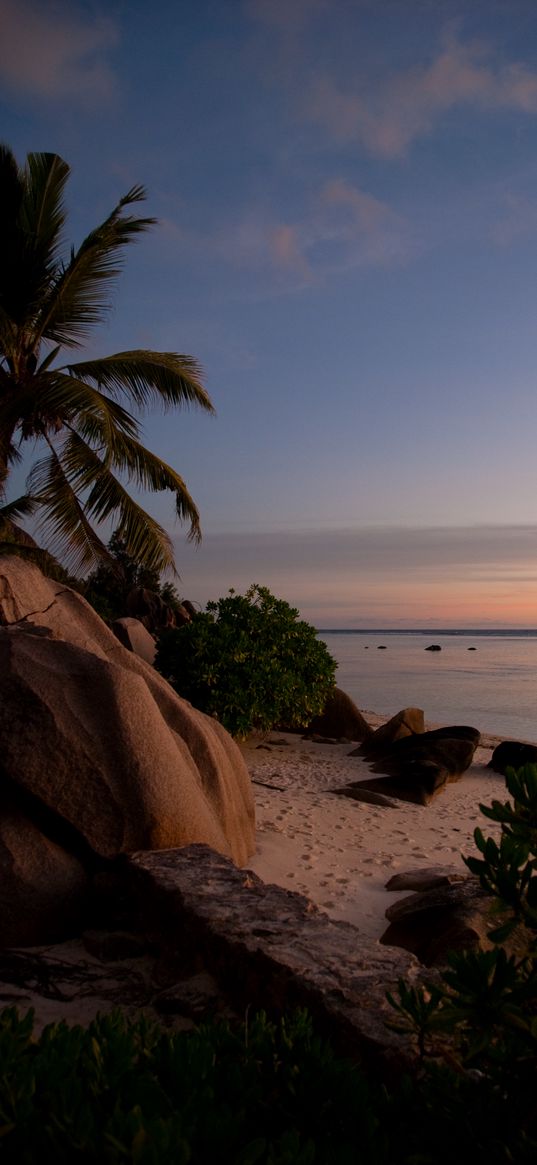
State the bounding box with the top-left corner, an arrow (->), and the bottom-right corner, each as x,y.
242,717 -> 509,941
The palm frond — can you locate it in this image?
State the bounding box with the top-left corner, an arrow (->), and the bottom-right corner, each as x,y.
64,350 -> 214,413
0,149 -> 69,330
69,420 -> 201,539
0,493 -> 38,526
53,430 -> 179,572
28,434 -> 178,574
0,304 -> 18,363
27,445 -> 112,574
20,153 -> 69,270
1,371 -> 141,440
34,188 -> 156,348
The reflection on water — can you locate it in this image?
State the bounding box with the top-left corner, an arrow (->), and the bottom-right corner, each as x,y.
318,632 -> 537,742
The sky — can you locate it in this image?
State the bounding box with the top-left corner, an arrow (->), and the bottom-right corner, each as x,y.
3,0 -> 537,626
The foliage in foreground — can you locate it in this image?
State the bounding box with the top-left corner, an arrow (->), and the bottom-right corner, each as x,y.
387,762 -> 537,1158
0,997 -> 535,1164
0,1007 -> 380,1165
155,584 -> 337,737
1,769 -> 536,1163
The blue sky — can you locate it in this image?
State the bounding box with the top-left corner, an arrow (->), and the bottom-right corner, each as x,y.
3,0 -> 537,625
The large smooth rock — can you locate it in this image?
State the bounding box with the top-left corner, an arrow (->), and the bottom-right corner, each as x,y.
351,708 -> 425,759
112,616 -> 157,665
0,794 -> 88,946
350,727 -> 480,806
307,688 -> 371,742
488,740 -> 537,775
381,877 -> 496,965
0,557 -> 255,870
369,732 -> 479,781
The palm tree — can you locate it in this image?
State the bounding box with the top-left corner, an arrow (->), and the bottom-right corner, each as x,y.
0,145 -> 215,574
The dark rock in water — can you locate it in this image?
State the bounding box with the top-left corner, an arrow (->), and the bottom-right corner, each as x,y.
377,645 -> 387,649
330,785 -> 400,808
468,647 -> 477,651
307,688 -> 371,742
380,877 -> 495,966
488,740 -> 537,774
351,708 -> 425,759
425,644 -> 441,651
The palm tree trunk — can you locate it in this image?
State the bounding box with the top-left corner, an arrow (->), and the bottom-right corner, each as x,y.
0,422 -> 15,493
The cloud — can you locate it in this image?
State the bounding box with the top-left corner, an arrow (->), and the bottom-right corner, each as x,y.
0,0 -> 119,104
172,523 -> 537,626
159,176 -> 412,294
491,192 -> 537,246
307,32 -> 537,157
237,180 -> 409,283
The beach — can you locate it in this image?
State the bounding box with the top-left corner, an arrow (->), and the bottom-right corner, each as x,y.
242,715 -> 508,941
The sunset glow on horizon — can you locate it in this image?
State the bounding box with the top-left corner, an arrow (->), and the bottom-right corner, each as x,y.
3,0 -> 537,627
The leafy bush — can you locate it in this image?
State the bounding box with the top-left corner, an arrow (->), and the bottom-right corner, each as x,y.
0,1007 -> 381,1164
155,584 -> 336,737
82,533 -> 183,625
387,763 -> 537,1161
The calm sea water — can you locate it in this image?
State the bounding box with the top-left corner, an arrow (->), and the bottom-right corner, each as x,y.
317,631 -> 537,743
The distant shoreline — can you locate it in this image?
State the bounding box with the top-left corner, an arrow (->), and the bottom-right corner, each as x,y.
317,628 -> 537,636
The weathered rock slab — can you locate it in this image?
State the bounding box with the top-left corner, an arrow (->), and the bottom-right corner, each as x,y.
120,844 -> 420,1073
385,867 -> 466,892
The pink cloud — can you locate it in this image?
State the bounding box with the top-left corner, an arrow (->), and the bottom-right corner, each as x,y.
308,34 -> 537,157
157,181 -> 412,291
269,223 -> 313,278
0,0 -> 119,104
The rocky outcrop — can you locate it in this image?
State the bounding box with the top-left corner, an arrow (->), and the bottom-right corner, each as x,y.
488,740 -> 537,775
385,867 -> 466,892
381,874 -> 495,965
351,708 -> 425,759
349,726 -> 480,806
117,844 -> 419,1073
0,792 -> 89,947
0,557 -> 255,945
306,688 -> 371,742
112,616 -> 157,665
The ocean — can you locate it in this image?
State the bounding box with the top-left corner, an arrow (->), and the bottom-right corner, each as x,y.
317,630 -> 537,744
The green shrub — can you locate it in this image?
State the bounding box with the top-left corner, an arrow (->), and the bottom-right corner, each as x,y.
0,1007 -> 381,1164
155,584 -> 336,737
387,763 -> 537,1162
